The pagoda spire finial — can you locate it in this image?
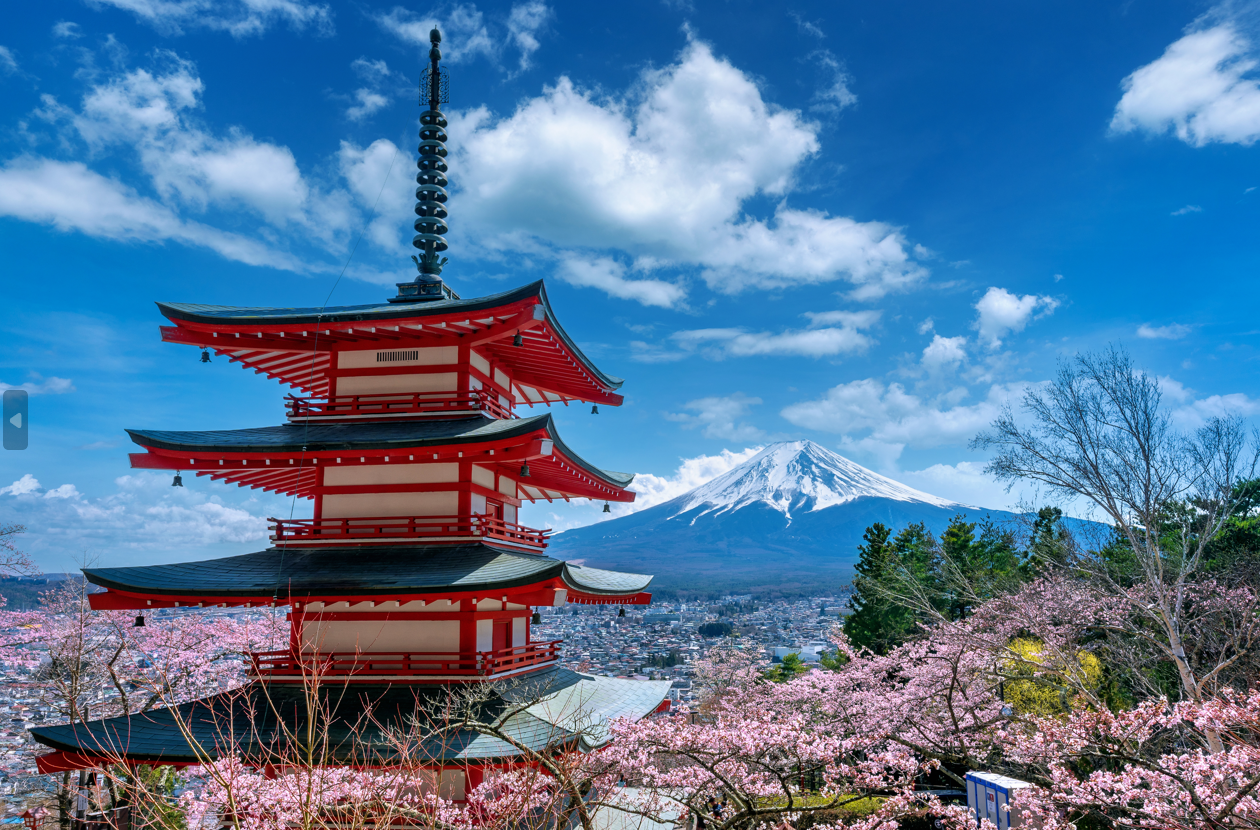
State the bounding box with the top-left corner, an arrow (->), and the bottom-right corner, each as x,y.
391,25 -> 454,303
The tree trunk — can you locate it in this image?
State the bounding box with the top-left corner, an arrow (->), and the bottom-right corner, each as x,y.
57,772 -> 72,830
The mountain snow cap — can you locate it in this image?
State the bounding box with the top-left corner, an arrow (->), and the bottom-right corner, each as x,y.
671,440 -> 961,522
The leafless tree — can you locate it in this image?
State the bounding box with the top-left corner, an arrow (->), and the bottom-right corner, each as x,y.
971,346 -> 1260,751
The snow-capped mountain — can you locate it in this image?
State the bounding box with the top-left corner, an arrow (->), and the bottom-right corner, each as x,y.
672,441 -> 961,521
548,440 -> 1006,593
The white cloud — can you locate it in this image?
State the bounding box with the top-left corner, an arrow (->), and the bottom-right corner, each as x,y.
670,325 -> 875,359
973,286 -> 1058,349
1138,322 -> 1192,339
374,5 -> 497,65
87,0 -> 332,38
0,375 -> 75,395
665,393 -> 765,441
351,57 -> 391,80
626,446 -> 764,510
791,12 -> 825,39
899,461 -> 1020,512
921,334 -> 967,372
73,57 -> 347,230
506,1 -> 550,72
665,309 -> 880,360
1172,204 -> 1204,215
1172,391 -> 1260,427
52,21 -> 83,39
1112,23 -> 1260,146
809,50 -> 857,114
337,138 -> 418,252
0,475 -> 42,497
346,88 -> 389,121
0,47 -> 18,74
43,484 -> 82,500
556,255 -> 687,308
448,39 -> 926,299
0,472 -> 277,553
781,379 -> 1027,464
917,317 -> 935,335
528,445 -> 763,531
0,157 -> 303,270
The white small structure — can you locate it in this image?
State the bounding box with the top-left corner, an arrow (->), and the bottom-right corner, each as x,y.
966,771 -> 1031,829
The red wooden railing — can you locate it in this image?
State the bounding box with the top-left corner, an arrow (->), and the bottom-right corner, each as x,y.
268,514 -> 551,549
285,390 -> 515,421
248,641 -> 562,679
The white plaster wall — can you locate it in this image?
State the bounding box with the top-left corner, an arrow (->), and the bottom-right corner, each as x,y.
498,477 -> 516,498
338,347 -> 458,368
476,619 -> 492,652
300,619 -> 459,653
512,617 -> 526,646
321,490 -> 458,518
335,373 -> 457,396
323,463 -> 457,486
471,465 -> 495,490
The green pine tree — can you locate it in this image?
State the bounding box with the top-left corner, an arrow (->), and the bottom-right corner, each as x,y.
843,523 -> 915,654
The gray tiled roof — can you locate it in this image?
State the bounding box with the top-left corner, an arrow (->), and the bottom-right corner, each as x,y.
30,669 -> 669,764
83,546 -> 654,599
126,413 -> 635,488
562,565 -> 653,596
157,281 -> 623,389
83,544 -> 565,598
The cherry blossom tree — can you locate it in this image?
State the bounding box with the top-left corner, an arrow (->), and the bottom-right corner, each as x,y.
1003,689 -> 1260,829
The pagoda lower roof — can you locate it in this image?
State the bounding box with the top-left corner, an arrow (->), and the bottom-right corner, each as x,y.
83,543 -> 653,607
157,281 -> 625,405
126,413 -> 635,502
31,670 -> 673,770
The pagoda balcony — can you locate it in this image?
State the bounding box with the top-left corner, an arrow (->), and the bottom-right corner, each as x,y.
285,390 -> 516,422
247,641 -> 562,680
268,514 -> 551,549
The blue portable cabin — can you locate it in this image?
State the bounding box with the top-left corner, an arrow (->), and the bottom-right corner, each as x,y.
965,771 -> 1031,829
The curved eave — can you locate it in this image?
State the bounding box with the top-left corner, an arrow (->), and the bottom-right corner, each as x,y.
562,564 -> 653,598
124,413 -> 635,501
82,544 -> 566,602
81,545 -> 654,608
158,280 -> 624,401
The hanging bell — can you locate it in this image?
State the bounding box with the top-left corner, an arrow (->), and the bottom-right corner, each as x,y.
200,349 -> 211,363
133,614 -> 146,628
172,473 -> 183,487
513,331 -> 523,347
591,405 -> 599,415
520,462 -> 531,477
531,611 -> 542,625
602,502 -> 611,513
617,606 -> 626,618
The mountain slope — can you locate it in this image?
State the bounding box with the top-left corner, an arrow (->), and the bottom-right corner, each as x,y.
547,441 -> 1017,594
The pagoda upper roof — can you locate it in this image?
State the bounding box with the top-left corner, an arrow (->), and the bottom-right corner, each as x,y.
82,543 -> 652,605
157,281 -> 625,404
126,413 -> 635,502
31,669 -> 673,770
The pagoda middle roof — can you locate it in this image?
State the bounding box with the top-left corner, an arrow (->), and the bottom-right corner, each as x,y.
126,413 -> 635,501
82,543 -> 653,601
30,669 -> 673,767
157,281 -> 624,404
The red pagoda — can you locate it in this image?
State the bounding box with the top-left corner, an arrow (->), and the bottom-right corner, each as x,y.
30,28 -> 668,798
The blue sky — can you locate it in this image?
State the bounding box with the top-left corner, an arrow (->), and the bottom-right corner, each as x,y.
2,0 -> 1259,572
